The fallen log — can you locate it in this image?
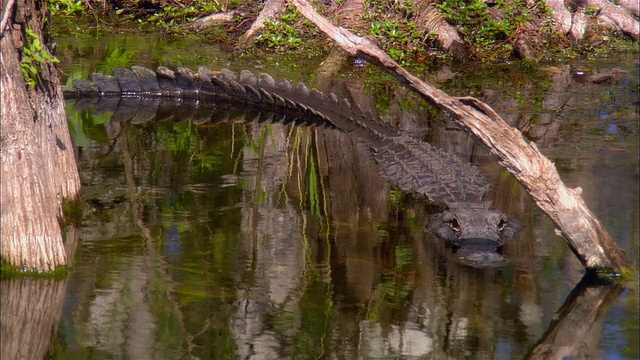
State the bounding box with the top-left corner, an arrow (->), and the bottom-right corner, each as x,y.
289,0 -> 630,276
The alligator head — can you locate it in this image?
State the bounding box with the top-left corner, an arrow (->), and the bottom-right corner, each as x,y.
431,209 -> 521,268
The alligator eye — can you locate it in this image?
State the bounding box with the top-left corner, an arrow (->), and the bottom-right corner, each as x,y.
497,217 -> 507,232
447,217 -> 461,233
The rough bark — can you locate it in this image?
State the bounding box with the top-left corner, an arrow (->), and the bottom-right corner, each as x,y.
289,0 -> 630,275
591,0 -> 639,40
412,0 -> 468,60
331,0 -> 368,31
182,10 -> 239,32
236,0 -> 285,49
619,0 -> 640,16
0,0 -> 81,271
548,0 -> 639,40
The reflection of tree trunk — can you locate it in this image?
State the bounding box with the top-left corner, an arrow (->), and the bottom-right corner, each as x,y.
526,276 -> 624,359
118,123 -> 198,358
233,123 -> 306,358
1,278 -> 67,359
1,0 -> 81,271
520,66 -> 572,147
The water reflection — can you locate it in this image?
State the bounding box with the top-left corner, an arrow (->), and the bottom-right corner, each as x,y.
2,52 -> 637,359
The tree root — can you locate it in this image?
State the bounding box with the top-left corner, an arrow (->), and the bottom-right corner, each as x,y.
590,0 -> 639,40
181,10 -> 240,32
236,0 -> 285,50
412,0 -> 468,60
549,0 -> 639,41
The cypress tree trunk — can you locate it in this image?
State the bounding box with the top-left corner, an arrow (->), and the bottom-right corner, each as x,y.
0,0 -> 81,271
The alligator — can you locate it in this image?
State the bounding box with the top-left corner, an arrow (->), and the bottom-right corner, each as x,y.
63,65 -> 521,268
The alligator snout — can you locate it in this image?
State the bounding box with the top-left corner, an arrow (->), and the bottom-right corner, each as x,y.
451,239 -> 508,268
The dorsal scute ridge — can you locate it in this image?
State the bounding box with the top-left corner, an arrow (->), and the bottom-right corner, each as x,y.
197,66 -> 216,80
177,66 -> 195,76
90,73 -> 121,94
71,78 -> 99,94
132,66 -> 161,94
296,82 -> 310,96
227,79 -> 247,100
220,68 -> 237,81
175,67 -> 199,98
239,70 -> 257,85
244,84 -> 262,104
67,65 -> 370,132
284,98 -> 297,109
210,77 -> 232,96
113,68 -> 141,94
258,88 -> 275,104
272,93 -> 287,108
310,88 -> 324,100
277,79 -> 294,92
258,73 -> 276,88
156,66 -> 175,78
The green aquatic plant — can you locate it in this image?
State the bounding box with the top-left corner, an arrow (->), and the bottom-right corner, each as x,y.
49,0 -> 85,16
365,0 -> 424,64
438,0 -> 537,61
20,28 -> 60,88
255,3 -> 310,50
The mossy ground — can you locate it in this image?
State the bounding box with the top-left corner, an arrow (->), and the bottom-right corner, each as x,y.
1,260 -> 68,279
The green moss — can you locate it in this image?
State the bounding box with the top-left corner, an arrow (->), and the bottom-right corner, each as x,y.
62,196 -> 84,225
619,267 -> 638,281
586,266 -> 638,283
1,259 -> 68,279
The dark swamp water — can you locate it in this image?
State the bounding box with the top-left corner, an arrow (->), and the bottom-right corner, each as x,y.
3,33 -> 638,359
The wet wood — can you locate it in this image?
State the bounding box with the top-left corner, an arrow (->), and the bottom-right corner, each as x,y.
526,276 -> 624,358
289,0 -> 630,275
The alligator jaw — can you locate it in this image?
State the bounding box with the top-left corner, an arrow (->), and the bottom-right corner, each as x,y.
451,240 -> 508,269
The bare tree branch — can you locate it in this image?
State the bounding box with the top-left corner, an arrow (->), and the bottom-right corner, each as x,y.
289,0 -> 630,275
